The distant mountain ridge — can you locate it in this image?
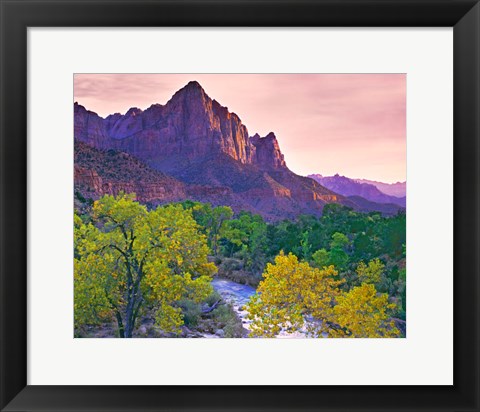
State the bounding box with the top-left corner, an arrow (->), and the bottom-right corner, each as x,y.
354,178 -> 406,198
308,174 -> 406,207
74,81 -> 404,219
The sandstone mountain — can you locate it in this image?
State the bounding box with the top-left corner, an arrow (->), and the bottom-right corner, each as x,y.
74,81 -> 403,219
74,81 -> 286,169
309,174 -> 406,207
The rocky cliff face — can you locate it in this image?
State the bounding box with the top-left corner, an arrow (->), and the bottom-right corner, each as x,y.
251,132 -> 286,169
74,105 -> 110,148
75,164 -> 183,203
74,141 -> 187,204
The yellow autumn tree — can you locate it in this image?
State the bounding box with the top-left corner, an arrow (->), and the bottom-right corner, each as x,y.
74,193 -> 216,338
332,283 -> 400,338
356,258 -> 384,284
245,252 -> 344,337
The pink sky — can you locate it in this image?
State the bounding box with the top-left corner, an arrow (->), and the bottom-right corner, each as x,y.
74,74 -> 406,183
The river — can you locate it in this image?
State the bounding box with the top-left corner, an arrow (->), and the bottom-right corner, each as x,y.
211,277 -> 309,338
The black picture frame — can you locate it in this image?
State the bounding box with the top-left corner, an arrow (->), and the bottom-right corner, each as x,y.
1,1 -> 479,411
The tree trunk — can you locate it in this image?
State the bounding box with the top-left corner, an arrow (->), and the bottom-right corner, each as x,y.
115,311 -> 125,338
202,300 -> 221,314
124,299 -> 135,338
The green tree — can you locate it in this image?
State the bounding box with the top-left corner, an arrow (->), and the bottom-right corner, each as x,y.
182,202 -> 233,255
221,211 -> 268,272
311,248 -> 330,268
74,194 -> 216,337
210,206 -> 234,254
300,230 -> 313,261
329,232 -> 350,271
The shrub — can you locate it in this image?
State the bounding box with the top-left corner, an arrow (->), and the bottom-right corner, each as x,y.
178,299 -> 202,327
211,304 -> 244,338
205,291 -> 222,306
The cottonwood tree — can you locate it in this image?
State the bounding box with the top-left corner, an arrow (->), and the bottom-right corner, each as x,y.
245,252 -> 400,338
332,283 -> 400,338
356,258 -> 385,284
246,252 -> 344,337
74,193 -> 215,337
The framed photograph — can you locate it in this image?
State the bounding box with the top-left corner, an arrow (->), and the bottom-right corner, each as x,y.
1,0 -> 479,411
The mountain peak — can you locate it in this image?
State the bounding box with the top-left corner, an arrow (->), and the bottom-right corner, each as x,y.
252,132 -> 277,140
125,107 -> 143,117
250,132 -> 286,169
185,80 -> 203,90
169,80 -> 209,106
177,80 -> 206,96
